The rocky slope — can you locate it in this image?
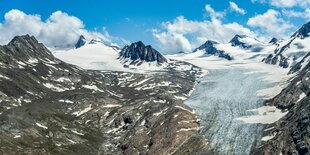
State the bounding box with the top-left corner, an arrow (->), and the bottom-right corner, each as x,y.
0,35 -> 209,154
252,54 -> 310,154
262,21 -> 310,69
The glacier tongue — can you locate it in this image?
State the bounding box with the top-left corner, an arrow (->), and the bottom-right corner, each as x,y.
185,68 -> 273,155
170,53 -> 290,155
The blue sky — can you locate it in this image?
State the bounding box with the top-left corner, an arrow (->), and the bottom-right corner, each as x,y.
0,0 -> 309,53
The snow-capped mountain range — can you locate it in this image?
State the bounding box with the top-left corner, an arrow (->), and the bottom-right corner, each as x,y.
54,21 -> 310,74
1,21 -> 308,155
176,21 -> 310,72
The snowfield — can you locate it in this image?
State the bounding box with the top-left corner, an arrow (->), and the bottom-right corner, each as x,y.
54,42 -> 126,71
53,41 -> 169,72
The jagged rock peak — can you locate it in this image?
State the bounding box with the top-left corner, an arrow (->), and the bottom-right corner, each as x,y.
269,37 -> 278,44
9,34 -> 40,46
229,34 -> 250,48
292,21 -> 310,39
5,34 -> 54,60
193,40 -> 218,52
120,41 -> 167,64
75,35 -> 87,48
194,40 -> 233,60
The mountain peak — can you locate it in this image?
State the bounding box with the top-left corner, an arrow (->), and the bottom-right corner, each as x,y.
9,34 -> 39,46
229,34 -> 261,48
119,41 -> 167,64
292,21 -> 310,39
193,40 -> 233,60
229,34 -> 250,48
5,35 -> 54,60
193,40 -> 218,52
269,37 -> 278,44
133,41 -> 145,47
75,35 -> 86,48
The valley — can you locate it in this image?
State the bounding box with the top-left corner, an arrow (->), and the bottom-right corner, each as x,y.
0,17 -> 309,155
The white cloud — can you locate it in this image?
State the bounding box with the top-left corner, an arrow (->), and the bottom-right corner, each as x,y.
152,5 -> 257,54
152,27 -> 192,53
252,0 -> 310,8
204,4 -> 225,19
229,2 -> 246,15
0,9 -> 121,49
270,0 -> 298,7
247,9 -> 294,38
282,9 -> 310,21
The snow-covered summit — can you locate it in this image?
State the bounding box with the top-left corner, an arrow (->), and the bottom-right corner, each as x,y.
229,34 -> 262,49
193,40 -> 233,60
54,39 -> 125,71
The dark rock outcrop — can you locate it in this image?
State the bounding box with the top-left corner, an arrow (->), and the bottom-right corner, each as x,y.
2,34 -> 55,61
194,40 -> 233,60
269,37 -> 278,44
119,41 -> 167,65
292,21 -> 310,39
75,35 -> 87,48
229,34 -> 252,48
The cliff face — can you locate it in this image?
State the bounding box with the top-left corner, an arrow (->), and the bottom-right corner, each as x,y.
252,57 -> 310,155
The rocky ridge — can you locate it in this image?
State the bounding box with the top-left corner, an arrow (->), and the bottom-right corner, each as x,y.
253,53 -> 310,154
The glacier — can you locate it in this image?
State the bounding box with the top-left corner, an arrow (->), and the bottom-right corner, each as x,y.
167,53 -> 290,155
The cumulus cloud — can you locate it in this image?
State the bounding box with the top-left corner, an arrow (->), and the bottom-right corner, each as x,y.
204,4 -> 225,19
229,2 -> 246,15
247,9 -> 294,38
252,0 -> 310,8
152,4 -> 256,54
282,9 -> 310,21
0,9 -> 121,49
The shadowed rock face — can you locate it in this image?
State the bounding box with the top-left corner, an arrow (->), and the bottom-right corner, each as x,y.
0,35 -> 209,154
194,40 -> 233,60
292,21 -> 310,39
75,35 -> 87,49
229,34 -> 252,49
1,34 -> 55,61
252,58 -> 310,155
119,41 -> 167,64
269,38 -> 278,44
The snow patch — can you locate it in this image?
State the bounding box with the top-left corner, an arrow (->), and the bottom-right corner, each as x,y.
72,104 -> 92,117
36,122 -> 48,129
43,83 -> 70,92
235,106 -> 288,124
102,104 -> 121,108
297,92 -> 306,102
82,85 -> 104,92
